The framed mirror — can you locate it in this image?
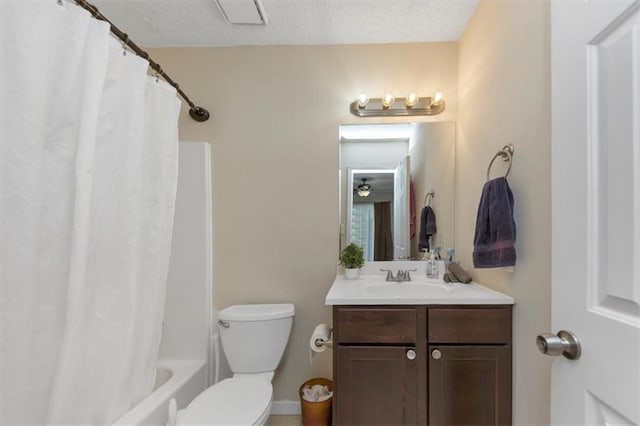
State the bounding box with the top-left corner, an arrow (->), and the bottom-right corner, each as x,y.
339,122 -> 455,261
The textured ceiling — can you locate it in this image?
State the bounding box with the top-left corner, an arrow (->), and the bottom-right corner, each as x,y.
91,0 -> 478,47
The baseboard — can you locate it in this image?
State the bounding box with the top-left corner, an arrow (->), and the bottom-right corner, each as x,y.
271,400 -> 301,415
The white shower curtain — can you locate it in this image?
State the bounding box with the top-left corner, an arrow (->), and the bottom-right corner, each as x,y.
1,1 -> 180,424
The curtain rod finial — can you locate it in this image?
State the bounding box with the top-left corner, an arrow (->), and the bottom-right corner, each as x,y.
189,106 -> 210,122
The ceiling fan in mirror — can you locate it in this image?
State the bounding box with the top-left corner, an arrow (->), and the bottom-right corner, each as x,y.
356,178 -> 372,197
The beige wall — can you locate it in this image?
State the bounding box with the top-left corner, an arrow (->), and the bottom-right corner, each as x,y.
457,0 -> 552,424
409,122 -> 456,258
149,43 -> 458,401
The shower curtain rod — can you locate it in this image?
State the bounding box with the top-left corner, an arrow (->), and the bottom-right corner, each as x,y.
69,0 -> 211,122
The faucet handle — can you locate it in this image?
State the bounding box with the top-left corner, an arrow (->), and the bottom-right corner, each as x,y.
380,268 -> 395,281
405,269 -> 418,281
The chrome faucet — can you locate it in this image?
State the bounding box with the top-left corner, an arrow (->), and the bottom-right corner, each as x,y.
380,268 -> 395,281
399,269 -> 417,282
380,268 -> 418,282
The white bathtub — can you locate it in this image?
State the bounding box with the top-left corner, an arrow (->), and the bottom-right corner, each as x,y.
112,360 -> 207,426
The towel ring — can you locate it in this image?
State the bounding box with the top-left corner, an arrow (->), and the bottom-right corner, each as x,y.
486,144 -> 514,181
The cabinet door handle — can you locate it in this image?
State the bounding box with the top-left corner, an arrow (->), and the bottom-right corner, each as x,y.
431,349 -> 442,360
406,349 -> 416,360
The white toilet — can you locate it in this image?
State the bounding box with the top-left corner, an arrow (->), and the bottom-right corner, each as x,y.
175,303 -> 295,425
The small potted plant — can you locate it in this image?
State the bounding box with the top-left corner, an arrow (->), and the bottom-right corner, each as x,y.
339,243 -> 365,280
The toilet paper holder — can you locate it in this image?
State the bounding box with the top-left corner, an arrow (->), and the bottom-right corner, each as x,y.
313,328 -> 333,349
309,324 -> 333,363
314,337 -> 333,349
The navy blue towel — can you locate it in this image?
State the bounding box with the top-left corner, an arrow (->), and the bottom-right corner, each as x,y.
473,177 -> 516,268
418,206 -> 437,251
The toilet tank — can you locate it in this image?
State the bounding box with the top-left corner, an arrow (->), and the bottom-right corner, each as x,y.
218,304 -> 294,374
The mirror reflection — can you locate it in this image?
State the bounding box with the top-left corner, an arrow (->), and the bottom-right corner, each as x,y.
339,122 -> 455,261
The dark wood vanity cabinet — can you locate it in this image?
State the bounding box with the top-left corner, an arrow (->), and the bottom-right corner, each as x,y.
332,305 -> 512,426
428,345 -> 511,426
336,345 -> 418,425
427,308 -> 512,426
333,307 -> 422,425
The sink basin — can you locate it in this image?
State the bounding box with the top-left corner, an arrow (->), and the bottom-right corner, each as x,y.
325,273 -> 514,305
362,281 -> 452,298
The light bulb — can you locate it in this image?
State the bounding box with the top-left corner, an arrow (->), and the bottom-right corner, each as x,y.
432,92 -> 443,105
356,93 -> 369,108
382,93 -> 395,108
405,92 -> 419,108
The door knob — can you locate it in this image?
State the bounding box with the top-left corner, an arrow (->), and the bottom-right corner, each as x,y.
536,330 -> 581,360
431,349 -> 442,360
406,349 -> 416,360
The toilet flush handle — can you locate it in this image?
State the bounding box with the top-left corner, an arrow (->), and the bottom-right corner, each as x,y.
218,320 -> 230,328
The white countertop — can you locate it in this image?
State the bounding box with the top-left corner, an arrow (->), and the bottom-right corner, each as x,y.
325,262 -> 514,306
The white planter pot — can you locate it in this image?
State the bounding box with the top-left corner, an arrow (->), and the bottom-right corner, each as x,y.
344,268 -> 360,280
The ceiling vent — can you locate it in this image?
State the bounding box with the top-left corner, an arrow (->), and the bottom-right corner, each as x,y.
215,0 -> 269,25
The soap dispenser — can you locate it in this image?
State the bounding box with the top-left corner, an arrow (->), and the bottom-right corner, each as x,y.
426,250 -> 438,279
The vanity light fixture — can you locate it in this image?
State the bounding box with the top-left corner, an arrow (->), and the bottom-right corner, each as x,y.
349,92 -> 446,117
357,178 -> 371,197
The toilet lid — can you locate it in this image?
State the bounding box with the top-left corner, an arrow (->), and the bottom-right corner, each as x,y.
179,377 -> 272,425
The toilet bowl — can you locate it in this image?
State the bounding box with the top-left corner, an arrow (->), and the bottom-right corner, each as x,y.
173,303 -> 294,425
177,376 -> 272,425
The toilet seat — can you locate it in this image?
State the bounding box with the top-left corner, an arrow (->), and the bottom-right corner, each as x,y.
178,377 -> 272,425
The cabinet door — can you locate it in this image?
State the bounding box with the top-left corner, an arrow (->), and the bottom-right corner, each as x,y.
335,346 -> 418,426
428,345 -> 511,426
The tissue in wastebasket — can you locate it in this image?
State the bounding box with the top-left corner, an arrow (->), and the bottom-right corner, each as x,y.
302,384 -> 333,402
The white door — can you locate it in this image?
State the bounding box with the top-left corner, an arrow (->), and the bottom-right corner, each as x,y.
550,1 -> 640,424
345,167 -> 356,247
393,155 -> 410,260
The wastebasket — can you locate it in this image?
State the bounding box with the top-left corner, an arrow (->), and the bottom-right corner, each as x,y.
299,377 -> 333,426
